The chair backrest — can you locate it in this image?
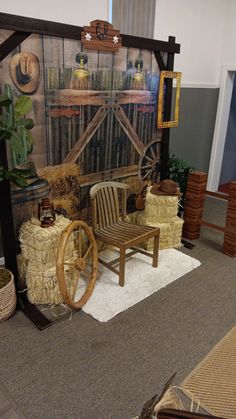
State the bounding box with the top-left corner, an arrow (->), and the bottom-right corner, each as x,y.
90,181 -> 130,230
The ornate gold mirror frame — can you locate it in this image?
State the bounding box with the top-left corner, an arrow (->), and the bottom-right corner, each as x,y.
157,70 -> 182,128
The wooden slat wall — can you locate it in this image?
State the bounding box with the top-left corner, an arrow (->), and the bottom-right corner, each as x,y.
20,33 -> 47,168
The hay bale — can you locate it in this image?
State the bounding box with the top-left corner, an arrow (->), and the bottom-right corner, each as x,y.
137,212 -> 184,250
19,215 -> 75,271
144,187 -> 179,223
26,261 -> 78,304
38,163 -> 80,197
122,176 -> 142,196
53,193 -> 80,219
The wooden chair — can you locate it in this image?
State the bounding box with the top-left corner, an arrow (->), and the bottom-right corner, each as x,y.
90,181 -> 160,286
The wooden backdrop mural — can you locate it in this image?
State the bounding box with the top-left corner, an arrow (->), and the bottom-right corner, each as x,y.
0,13 -> 180,328
0,29 -> 164,218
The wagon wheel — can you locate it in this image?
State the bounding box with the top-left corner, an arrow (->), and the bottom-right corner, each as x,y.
56,220 -> 98,310
138,139 -> 161,183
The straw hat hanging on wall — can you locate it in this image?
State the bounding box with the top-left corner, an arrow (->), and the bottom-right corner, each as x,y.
9,52 -> 40,94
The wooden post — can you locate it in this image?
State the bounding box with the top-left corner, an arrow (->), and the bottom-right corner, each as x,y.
160,36 -> 175,180
223,181 -> 236,257
183,171 -> 208,240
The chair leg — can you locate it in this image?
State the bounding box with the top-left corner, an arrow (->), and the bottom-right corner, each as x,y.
152,234 -> 159,267
119,248 -> 126,286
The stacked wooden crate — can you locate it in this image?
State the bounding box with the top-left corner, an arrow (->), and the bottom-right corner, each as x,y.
183,172 -> 208,240
223,180 -> 236,257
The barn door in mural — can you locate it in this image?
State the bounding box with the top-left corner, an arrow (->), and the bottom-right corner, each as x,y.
43,37 -> 163,173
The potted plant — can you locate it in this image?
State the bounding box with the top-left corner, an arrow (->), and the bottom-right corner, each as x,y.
168,153 -> 194,211
0,83 -> 35,186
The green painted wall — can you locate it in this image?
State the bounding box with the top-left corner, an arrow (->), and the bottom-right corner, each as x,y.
169,87 -> 219,172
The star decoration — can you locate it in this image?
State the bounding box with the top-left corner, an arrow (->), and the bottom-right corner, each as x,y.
113,35 -> 119,44
85,32 -> 92,41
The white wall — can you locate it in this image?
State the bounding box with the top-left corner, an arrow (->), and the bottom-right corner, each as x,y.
155,0 -> 226,87
0,0 -> 109,26
220,0 -> 236,66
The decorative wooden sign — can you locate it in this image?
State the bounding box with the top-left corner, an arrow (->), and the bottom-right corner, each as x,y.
81,20 -> 122,52
157,70 -> 182,128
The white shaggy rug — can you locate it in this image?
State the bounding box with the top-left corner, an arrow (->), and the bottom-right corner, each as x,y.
75,249 -> 201,322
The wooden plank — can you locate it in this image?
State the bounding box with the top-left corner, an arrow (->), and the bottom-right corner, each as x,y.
18,293 -> 52,330
0,13 -> 181,53
0,30 -> 20,89
47,89 -> 108,106
63,106 -> 108,163
160,36 -> 176,179
201,220 -> 225,233
114,105 -> 145,155
0,30 -> 30,61
121,33 -> 180,54
154,50 -> 166,71
205,190 -> 229,200
79,164 -> 139,186
20,33 -> 48,168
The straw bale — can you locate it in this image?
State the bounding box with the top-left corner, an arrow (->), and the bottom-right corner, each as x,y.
19,216 -> 75,271
122,176 -> 142,195
136,213 -> 184,250
53,193 -> 80,219
26,260 -> 78,304
38,163 -> 80,197
144,187 -> 179,222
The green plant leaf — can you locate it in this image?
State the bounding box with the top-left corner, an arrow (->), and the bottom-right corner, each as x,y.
25,131 -> 34,154
14,96 -> 32,117
0,95 -> 12,107
9,131 -> 23,155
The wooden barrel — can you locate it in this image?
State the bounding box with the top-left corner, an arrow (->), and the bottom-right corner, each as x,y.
11,178 -> 51,235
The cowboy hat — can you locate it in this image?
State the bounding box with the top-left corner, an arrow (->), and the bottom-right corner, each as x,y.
9,53 -> 40,94
150,179 -> 180,196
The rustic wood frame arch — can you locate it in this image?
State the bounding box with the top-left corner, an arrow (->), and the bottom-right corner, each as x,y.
0,12 -> 180,328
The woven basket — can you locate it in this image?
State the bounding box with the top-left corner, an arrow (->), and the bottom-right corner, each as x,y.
0,268 -> 17,322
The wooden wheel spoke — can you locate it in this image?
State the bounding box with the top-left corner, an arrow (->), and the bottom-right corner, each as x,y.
72,274 -> 80,300
142,163 -> 153,170
78,227 -> 82,258
138,140 -> 161,182
83,243 -> 93,261
63,262 -> 76,268
145,155 -> 154,163
143,167 -> 154,179
150,146 -> 156,159
83,267 -> 92,279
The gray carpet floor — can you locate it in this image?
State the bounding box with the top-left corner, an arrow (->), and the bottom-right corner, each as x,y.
0,196 -> 236,419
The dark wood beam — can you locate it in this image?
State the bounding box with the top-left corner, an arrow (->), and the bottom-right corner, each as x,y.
0,31 -> 31,61
121,33 -> 180,53
0,12 -> 82,40
154,50 -> 166,71
160,36 -> 175,179
0,12 -> 181,54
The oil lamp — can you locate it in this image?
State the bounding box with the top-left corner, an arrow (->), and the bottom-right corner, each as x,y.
133,59 -> 144,82
73,53 -> 89,80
